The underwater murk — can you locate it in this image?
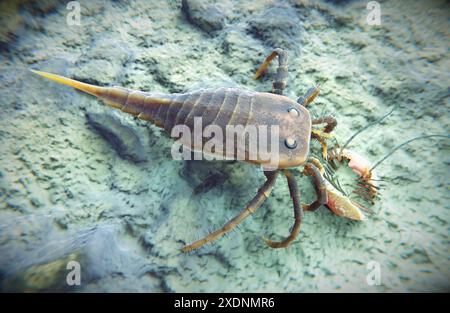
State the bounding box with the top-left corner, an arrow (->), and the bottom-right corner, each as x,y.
0,0 -> 448,293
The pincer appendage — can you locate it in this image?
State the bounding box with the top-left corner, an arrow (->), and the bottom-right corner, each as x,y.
324,180 -> 366,221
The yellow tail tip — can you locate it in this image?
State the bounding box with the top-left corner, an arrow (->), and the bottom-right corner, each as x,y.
30,69 -> 104,97
30,69 -> 67,84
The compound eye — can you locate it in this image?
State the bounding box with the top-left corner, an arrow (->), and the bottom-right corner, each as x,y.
287,108 -> 299,117
285,138 -> 297,149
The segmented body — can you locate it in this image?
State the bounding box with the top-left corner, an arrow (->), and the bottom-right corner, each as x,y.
100,86 -> 312,165
107,87 -> 255,132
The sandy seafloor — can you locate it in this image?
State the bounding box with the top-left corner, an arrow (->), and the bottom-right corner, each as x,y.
0,0 -> 449,292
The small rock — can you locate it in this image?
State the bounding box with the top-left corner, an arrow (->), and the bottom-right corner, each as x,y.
182,0 -> 225,34
180,160 -> 230,191
86,112 -> 146,163
2,253 -> 82,292
30,197 -> 43,208
248,4 -> 302,52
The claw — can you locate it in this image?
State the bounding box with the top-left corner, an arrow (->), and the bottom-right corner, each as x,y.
329,147 -> 378,199
323,147 -> 381,220
325,180 -> 366,221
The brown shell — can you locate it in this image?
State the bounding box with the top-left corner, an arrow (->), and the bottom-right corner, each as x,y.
104,86 -> 311,169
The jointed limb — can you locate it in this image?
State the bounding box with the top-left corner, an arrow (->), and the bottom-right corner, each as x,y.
297,85 -> 321,106
311,129 -> 333,160
254,48 -> 289,95
302,160 -> 328,212
312,115 -> 337,133
264,170 -> 303,248
311,115 -> 336,160
308,157 -> 325,175
182,170 -> 280,252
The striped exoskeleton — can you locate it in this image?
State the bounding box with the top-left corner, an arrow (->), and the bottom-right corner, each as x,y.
32,48 -> 371,252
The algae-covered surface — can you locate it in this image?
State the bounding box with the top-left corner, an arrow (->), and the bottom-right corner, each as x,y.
0,0 -> 449,292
